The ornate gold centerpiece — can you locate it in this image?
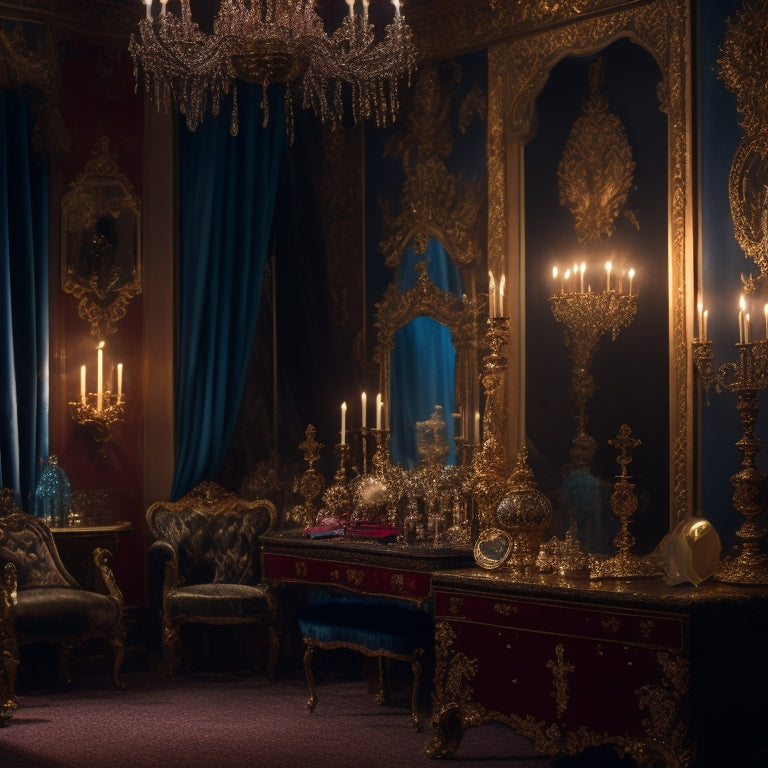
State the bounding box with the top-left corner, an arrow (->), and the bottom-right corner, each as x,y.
495,446 -> 553,573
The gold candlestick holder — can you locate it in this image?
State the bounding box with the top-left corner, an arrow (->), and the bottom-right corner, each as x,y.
693,337 -> 768,584
68,392 -> 125,443
289,424 -> 326,527
588,424 -> 659,579
550,289 -> 637,470
322,442 -> 352,519
471,317 -> 511,534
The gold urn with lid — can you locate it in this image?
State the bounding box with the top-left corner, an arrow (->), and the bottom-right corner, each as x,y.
495,446 -> 553,573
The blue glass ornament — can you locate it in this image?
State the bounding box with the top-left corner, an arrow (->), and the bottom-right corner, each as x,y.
33,455 -> 72,527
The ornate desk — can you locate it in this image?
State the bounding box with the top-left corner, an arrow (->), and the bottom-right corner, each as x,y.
260,529 -> 473,603
428,569 -> 768,767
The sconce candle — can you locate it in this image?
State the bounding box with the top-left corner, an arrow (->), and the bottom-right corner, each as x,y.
499,274 -> 506,317
488,271 -> 496,318
746,313 -> 751,344
605,261 -> 612,291
97,344 -> 104,413
474,410 -> 480,444
628,268 -> 635,296
376,393 -> 383,430
703,309 -> 708,342
361,391 -> 367,428
579,262 -> 585,293
739,295 -> 746,343
80,365 -> 86,406
698,300 -> 704,340
117,363 -> 123,402
340,401 -> 347,445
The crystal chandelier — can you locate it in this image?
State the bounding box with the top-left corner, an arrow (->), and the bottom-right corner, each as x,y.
129,1 -> 417,140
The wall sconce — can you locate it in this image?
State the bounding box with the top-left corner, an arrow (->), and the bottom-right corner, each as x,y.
68,341 -> 125,442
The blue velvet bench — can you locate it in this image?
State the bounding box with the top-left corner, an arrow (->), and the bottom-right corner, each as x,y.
297,596 -> 433,730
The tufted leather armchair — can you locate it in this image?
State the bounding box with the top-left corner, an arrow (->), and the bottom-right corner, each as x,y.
0,491 -> 125,726
146,481 -> 279,679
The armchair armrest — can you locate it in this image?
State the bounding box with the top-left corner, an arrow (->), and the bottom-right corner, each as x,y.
93,548 -> 124,609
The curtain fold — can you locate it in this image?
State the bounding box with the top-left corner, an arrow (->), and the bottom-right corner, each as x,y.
171,85 -> 284,500
390,239 -> 461,468
0,90 -> 49,508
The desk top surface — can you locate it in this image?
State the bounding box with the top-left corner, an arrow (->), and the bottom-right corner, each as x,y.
261,528 -> 474,571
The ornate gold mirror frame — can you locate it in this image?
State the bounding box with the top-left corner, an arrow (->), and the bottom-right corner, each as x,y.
373,261 -> 480,448
61,136 -> 142,341
487,0 -> 694,527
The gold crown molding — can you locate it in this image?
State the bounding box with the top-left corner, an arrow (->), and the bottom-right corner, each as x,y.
410,0 -> 634,66
558,58 -> 638,243
378,63 -> 486,269
718,0 -> 768,281
0,22 -> 66,153
487,0 -> 693,524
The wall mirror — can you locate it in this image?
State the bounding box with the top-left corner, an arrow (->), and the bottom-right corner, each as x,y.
61,136 -> 142,340
374,257 -> 480,469
487,0 -> 694,549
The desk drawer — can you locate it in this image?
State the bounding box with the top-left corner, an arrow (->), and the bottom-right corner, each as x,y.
434,588 -> 686,651
263,552 -> 432,601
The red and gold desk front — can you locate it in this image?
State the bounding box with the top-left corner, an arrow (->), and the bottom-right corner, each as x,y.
260,529 -> 473,603
428,568 -> 768,768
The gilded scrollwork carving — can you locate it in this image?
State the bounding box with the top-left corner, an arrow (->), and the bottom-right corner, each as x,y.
558,58 -> 638,243
718,0 -> 768,280
61,136 -> 142,341
378,63 -> 486,269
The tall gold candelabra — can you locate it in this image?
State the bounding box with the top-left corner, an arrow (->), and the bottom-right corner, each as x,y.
471,317 -> 511,533
550,288 -> 637,469
693,337 -> 768,584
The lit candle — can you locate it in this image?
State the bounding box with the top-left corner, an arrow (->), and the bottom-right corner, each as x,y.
579,262 -> 585,293
361,391 -> 367,429
144,0 -> 152,21
117,363 -> 123,402
345,0 -> 355,18
376,393 -> 383,430
488,271 -> 496,318
159,0 -> 167,17
97,343 -> 104,413
628,268 -> 635,296
746,313 -> 751,344
498,274 -> 505,317
552,266 -> 558,296
739,295 -> 746,343
340,401 -> 347,445
474,410 -> 480,444
362,0 -> 370,20
564,268 -> 571,293
605,261 -> 612,291
80,365 -> 86,406
392,0 -> 401,19
703,310 -> 708,342
697,300 -> 704,340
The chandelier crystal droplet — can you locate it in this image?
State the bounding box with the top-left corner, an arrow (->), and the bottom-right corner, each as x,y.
129,0 -> 417,141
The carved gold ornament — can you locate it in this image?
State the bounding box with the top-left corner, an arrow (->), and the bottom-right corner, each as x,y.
61,137 -> 142,340
718,0 -> 768,279
558,58 -> 638,243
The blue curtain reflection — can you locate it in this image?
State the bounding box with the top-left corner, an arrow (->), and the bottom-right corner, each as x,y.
0,90 -> 49,508
390,239 -> 461,468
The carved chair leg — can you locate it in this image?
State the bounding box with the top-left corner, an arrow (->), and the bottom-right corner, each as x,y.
374,656 -> 391,705
266,625 -> 279,681
302,641 -> 317,714
58,643 -> 74,685
410,657 -> 423,731
162,621 -> 181,678
110,633 -> 126,689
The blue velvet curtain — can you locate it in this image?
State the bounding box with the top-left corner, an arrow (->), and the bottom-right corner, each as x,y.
390,239 -> 461,468
0,90 -> 49,508
171,85 -> 284,499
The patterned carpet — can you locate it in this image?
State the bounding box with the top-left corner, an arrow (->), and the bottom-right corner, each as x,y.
2,662 -> 556,768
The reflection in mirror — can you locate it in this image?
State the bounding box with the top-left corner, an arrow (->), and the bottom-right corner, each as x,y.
390,240 -> 461,468
525,41 -> 669,555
